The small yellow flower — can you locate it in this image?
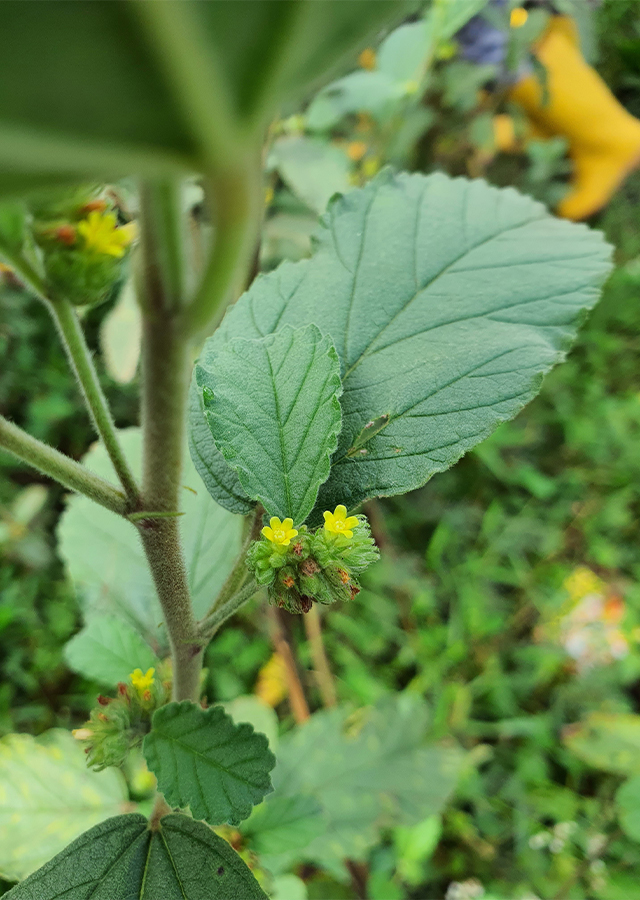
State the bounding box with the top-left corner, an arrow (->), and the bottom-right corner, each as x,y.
262,517 -> 298,546
358,47 -> 376,71
510,7 -> 528,28
130,667 -> 155,693
323,505 -> 359,538
77,211 -> 137,258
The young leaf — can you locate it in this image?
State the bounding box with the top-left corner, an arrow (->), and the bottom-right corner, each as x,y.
5,813 -> 268,899
0,730 -> 129,882
198,324 -> 342,525
57,428 -> 243,648
144,701 -> 276,826
189,375 -> 254,515
199,171 -> 613,521
64,615 -> 160,687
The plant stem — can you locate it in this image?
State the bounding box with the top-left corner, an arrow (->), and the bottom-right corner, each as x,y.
185,167 -> 262,337
304,605 -> 337,708
199,580 -> 260,641
47,298 -> 141,505
0,414 -> 128,515
138,302 -> 202,703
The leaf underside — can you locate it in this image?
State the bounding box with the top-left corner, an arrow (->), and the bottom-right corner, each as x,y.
194,171 -> 612,521
5,813 -> 267,900
198,324 -> 342,524
144,701 -> 276,827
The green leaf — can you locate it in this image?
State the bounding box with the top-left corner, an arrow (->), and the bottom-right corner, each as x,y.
564,712 -> 640,776
268,693 -> 462,876
199,171 -> 613,520
189,375 -> 254,515
5,813 -> 268,899
617,776 -> 640,842
241,795 -> 324,856
0,730 -> 129,882
64,615 -> 161,687
270,136 -> 351,214
0,2 -> 408,191
144,701 -> 276,826
198,324 -> 342,525
57,428 -> 243,648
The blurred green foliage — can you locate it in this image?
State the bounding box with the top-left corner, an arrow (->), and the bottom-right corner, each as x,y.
3,1 -> 640,897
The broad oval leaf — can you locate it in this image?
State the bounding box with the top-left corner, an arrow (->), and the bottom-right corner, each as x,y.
268,693 -> 462,876
0,730 -> 129,882
197,171 -> 612,520
198,324 -> 342,525
64,615 -> 161,687
57,428 -> 243,649
240,794 -> 324,856
5,813 -> 267,899
144,701 -> 275,826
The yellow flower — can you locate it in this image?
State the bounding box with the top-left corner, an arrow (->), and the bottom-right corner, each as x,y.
130,667 -> 155,693
262,517 -> 298,546
563,567 -> 605,602
323,505 -> 359,538
77,211 -> 137,258
358,47 -> 376,71
510,7 -> 528,28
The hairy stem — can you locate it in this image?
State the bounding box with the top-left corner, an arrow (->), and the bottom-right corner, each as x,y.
138,302 -> 202,703
136,176 -> 204,704
47,298 -> 141,504
0,414 -> 128,515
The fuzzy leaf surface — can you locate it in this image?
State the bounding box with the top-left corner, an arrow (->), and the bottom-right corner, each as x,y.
198,171 -> 612,520
5,813 -> 267,899
64,615 -> 160,687
198,324 -> 342,524
144,701 -> 275,826
0,731 -> 128,882
57,428 -> 243,649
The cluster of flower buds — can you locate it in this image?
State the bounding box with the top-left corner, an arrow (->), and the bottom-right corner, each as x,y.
72,665 -> 169,771
31,186 -> 136,306
246,505 -> 379,614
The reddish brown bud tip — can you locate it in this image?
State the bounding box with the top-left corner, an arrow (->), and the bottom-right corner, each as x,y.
117,682 -> 128,697
350,584 -> 360,600
282,575 -> 295,588
97,712 -> 108,723
142,690 -> 152,702
292,542 -> 303,556
337,567 -> 350,584
300,596 -> 313,613
56,224 -> 76,245
97,694 -> 112,706
81,199 -> 108,214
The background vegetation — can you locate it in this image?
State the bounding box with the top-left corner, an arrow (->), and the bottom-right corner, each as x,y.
2,2 -> 640,898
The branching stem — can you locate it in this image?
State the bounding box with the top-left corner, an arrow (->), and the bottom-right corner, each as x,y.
47,297 -> 141,504
0,414 -> 128,515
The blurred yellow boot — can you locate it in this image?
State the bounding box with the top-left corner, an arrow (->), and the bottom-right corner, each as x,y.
509,16 -> 640,219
